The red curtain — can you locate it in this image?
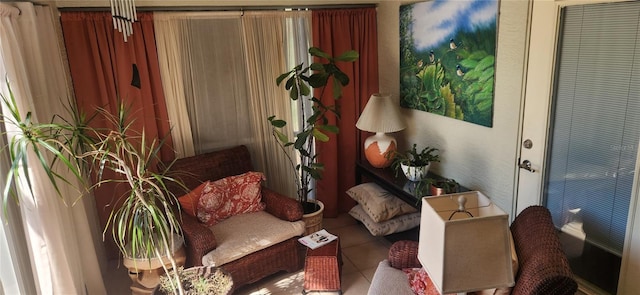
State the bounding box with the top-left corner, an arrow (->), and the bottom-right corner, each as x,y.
313,8 -> 379,217
60,12 -> 173,258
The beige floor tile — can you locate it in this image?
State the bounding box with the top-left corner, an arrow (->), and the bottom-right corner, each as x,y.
374,236 -> 393,249
341,255 -> 359,275
323,213 -> 358,230
342,241 -> 389,271
360,266 -> 379,283
331,224 -> 376,248
341,272 -> 371,295
235,286 -> 259,295
240,270 -> 304,295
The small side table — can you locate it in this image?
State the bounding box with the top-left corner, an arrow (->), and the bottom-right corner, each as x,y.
123,246 -> 186,295
303,238 -> 343,294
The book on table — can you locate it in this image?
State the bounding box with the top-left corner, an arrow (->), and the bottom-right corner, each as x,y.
298,229 -> 338,250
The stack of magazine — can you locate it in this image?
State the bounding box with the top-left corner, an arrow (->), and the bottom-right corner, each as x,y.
298,229 -> 338,249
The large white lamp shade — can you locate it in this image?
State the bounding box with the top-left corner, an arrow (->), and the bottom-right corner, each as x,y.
418,191 -> 514,294
356,93 -> 406,168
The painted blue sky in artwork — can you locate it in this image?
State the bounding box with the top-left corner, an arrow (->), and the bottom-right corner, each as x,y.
411,0 -> 498,51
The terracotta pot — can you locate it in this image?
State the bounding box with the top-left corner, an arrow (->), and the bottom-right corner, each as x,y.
429,182 -> 460,196
430,184 -> 448,196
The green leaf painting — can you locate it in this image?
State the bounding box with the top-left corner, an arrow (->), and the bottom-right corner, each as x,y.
399,0 -> 498,127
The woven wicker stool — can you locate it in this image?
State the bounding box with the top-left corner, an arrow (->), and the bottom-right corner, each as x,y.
303,238 -> 342,294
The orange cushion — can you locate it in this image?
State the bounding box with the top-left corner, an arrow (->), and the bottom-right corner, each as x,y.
177,181 -> 209,217
197,171 -> 266,226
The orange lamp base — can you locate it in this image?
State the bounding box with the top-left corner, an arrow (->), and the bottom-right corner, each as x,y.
364,133 -> 397,168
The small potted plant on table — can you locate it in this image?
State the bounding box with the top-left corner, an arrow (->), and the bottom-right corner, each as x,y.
389,143 -> 440,181
428,178 -> 460,196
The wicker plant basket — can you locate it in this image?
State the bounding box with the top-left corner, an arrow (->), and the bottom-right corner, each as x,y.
302,200 -> 324,235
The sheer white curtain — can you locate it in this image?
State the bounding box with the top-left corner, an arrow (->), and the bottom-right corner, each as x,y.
242,10 -> 310,198
155,12 -> 252,156
154,15 -> 195,158
154,11 -> 309,197
0,3 -> 106,294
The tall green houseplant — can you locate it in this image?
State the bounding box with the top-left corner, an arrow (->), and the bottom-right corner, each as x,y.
1,83 -> 188,293
268,47 -> 358,214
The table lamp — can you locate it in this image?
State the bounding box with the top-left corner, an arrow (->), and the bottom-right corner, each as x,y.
355,93 -> 406,168
418,191 -> 514,294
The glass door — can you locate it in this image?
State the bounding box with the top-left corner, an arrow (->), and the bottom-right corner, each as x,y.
518,0 -> 640,293
541,2 -> 640,293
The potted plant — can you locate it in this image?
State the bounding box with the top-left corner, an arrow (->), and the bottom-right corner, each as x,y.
155,266 -> 233,295
428,178 -> 460,196
1,84 -> 187,293
389,143 -> 440,181
267,47 -> 358,230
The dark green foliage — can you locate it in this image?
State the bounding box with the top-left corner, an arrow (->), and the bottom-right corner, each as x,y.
268,47 -> 358,206
0,80 -> 187,291
388,144 -> 440,178
399,4 -> 496,127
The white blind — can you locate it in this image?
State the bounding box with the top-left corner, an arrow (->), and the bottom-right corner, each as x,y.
545,2 -> 640,255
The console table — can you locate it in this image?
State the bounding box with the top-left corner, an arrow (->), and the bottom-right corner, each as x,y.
355,159 -> 467,209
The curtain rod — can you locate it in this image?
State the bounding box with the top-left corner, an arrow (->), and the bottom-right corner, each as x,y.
58,4 -> 375,12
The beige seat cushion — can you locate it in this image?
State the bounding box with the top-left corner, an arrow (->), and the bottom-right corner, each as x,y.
368,260 -> 415,295
202,210 -> 305,266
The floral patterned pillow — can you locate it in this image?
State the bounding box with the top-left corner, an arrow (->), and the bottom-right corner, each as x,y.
197,172 -> 266,226
403,268 -> 442,295
403,266 -> 515,295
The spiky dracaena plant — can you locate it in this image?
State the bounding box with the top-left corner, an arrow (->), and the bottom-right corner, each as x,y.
267,47 -> 358,213
0,82 -> 187,294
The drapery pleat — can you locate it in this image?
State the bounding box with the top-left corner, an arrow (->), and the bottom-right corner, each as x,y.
242,11 -> 310,200
154,15 -> 195,158
313,8 -> 379,217
153,11 -> 308,198
153,12 -> 252,155
60,11 -> 174,258
0,3 -> 106,294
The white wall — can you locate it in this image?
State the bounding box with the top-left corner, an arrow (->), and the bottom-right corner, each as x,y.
376,0 -> 531,214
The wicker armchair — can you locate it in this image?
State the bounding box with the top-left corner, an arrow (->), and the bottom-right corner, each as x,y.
369,206 -> 578,295
509,206 -> 577,295
165,145 -> 305,288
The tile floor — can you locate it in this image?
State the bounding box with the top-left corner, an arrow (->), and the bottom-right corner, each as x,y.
104,213 -> 390,295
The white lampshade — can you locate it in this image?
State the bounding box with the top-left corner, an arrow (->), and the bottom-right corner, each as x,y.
356,93 -> 406,168
418,191 -> 514,294
356,93 -> 406,133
